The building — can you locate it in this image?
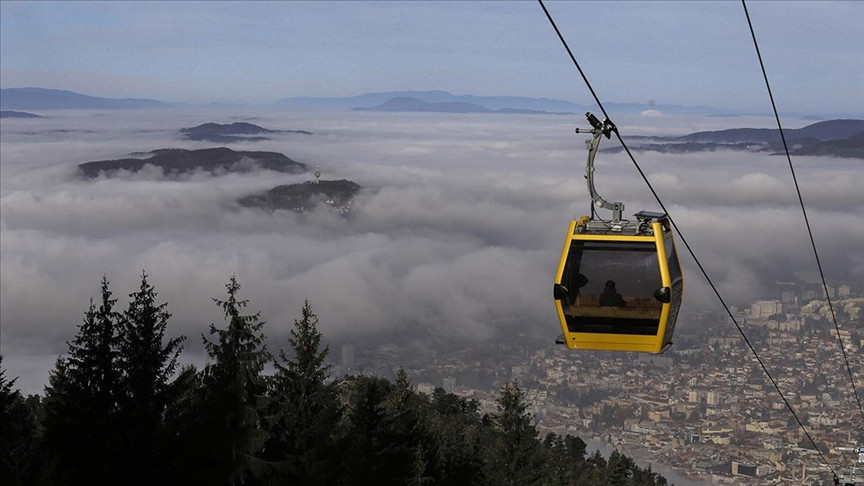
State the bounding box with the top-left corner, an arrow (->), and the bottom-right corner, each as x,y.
750,300 -> 782,319
706,391 -> 720,406
732,461 -> 758,477
341,344 -> 356,371
442,376 -> 456,393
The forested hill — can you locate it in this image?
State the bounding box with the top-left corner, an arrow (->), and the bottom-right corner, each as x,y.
0,273 -> 670,486
606,119 -> 864,158
78,147 -> 308,178
238,179 -> 361,214
179,122 -> 313,143
0,110 -> 43,118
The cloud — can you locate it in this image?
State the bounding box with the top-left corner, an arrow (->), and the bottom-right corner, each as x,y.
2,109 -> 862,395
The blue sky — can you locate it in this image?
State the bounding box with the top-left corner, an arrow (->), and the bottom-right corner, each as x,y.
1,1 -> 862,116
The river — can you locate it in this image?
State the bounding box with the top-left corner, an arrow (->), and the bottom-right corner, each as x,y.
582,437 -> 709,486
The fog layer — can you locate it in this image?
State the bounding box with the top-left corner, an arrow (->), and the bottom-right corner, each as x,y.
2,109 -> 861,394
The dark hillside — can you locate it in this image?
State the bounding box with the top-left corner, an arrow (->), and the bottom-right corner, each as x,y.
0,87 -> 169,110
78,147 -> 307,178
790,131 -> 864,158
0,110 -> 43,118
180,122 -> 312,142
795,119 -> 864,140
671,119 -> 864,143
606,119 -> 864,158
238,179 -> 360,214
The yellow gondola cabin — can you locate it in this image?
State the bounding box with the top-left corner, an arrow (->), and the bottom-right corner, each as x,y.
554,212 -> 683,353
553,113 -> 683,353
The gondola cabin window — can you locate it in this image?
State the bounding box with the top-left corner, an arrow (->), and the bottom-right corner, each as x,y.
560,240 -> 663,335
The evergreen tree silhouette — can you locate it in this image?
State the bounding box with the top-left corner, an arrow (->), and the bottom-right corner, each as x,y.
483,381 -> 544,486
116,271 -> 185,485
424,388 -> 485,486
0,355 -> 39,485
198,275 -> 270,485
265,299 -> 341,484
42,276 -> 122,486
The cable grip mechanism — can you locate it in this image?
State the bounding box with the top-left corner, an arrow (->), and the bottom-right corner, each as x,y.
574,112 -> 622,223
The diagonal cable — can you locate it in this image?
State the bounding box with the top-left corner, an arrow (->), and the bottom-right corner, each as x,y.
537,0 -> 841,476
742,0 -> 864,427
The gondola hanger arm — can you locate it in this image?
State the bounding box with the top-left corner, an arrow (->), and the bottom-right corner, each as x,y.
575,112 -> 623,223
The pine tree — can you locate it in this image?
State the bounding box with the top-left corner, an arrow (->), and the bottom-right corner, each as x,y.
265,299 -> 341,485
483,381 -> 544,486
340,375 -> 410,485
161,364 -> 208,486
0,356 -> 39,486
42,276 -> 122,486
199,275 -> 270,486
606,449 -> 633,485
541,433 -> 571,486
0,354 -> 18,416
407,443 -> 434,486
379,368 -> 422,483
424,387 -> 484,486
578,449 -> 608,484
117,271 -> 185,485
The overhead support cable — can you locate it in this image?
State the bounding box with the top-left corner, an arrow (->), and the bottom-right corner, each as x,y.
537,0 -> 840,477
741,0 -> 864,428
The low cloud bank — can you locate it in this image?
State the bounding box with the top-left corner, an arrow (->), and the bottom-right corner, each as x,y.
2,109 -> 861,394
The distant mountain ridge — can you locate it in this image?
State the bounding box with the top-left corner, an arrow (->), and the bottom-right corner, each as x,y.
278,90 -> 747,116
353,96 -> 570,115
1,88 -> 171,110
606,119 -> 864,158
278,90 -> 585,112
663,119 -> 864,143
4,87 -> 859,118
78,147 -> 307,178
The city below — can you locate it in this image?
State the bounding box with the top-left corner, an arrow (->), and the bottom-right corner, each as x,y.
341,278 -> 864,485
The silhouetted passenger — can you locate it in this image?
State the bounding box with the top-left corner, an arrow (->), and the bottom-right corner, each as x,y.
599,280 -> 625,307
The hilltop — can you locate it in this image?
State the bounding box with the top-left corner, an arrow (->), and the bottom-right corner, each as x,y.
0,87 -> 171,110
180,122 -> 313,143
238,179 -> 361,214
78,147 -> 307,178
0,110 -> 43,118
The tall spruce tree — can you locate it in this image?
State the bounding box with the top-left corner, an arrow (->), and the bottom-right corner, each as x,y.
540,433 -> 590,485
424,388 -> 485,486
161,364 -> 208,486
579,449 -> 608,484
42,276 -> 122,486
199,275 -> 270,486
606,449 -> 633,486
380,368 -> 423,482
0,355 -> 21,482
483,381 -> 544,486
265,299 -> 341,485
341,375 -> 407,485
541,433 -> 572,486
117,271 -> 185,485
